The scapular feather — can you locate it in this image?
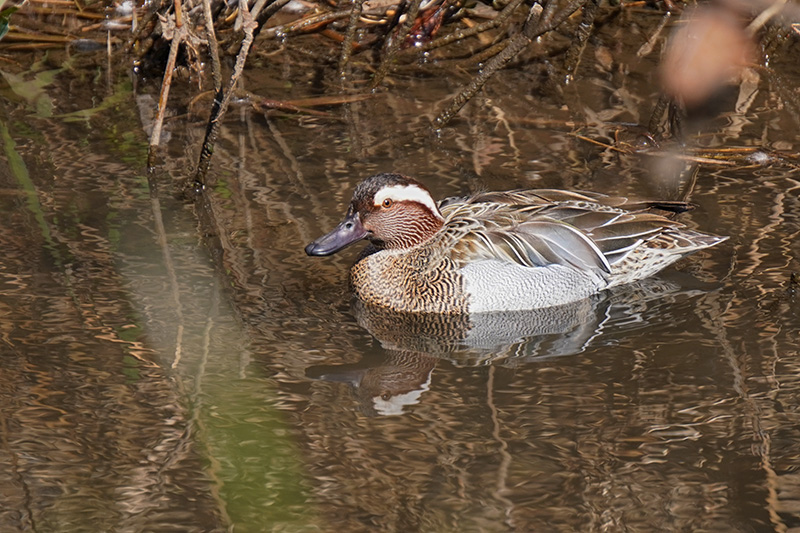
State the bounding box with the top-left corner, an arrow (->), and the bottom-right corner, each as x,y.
432,184 -> 716,277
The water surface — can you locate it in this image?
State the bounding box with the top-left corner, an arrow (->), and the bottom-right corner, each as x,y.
1,7 -> 799,532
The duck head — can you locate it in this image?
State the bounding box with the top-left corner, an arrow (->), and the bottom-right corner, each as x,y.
305,173 -> 445,256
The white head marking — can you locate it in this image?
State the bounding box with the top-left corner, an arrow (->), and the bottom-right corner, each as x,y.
371,371 -> 432,416
373,184 -> 443,220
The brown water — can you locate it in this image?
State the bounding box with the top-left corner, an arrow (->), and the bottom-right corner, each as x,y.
1,8 -> 800,533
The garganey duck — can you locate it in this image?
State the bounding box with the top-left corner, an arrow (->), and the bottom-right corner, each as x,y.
305,173 -> 727,314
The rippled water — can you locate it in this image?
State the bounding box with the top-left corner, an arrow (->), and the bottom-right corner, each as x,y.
1,7 -> 800,532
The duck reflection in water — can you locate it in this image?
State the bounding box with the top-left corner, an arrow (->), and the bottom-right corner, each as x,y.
307,277 -> 712,416
307,351 -> 438,417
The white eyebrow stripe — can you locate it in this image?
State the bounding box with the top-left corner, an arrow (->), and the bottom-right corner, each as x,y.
374,184 -> 443,220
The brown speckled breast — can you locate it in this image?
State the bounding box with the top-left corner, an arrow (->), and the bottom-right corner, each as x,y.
350,247 -> 468,314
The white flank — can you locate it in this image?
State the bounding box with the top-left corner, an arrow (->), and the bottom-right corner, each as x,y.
461,260 -> 606,312
374,184 -> 443,220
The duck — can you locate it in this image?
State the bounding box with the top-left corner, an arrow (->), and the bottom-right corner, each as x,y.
305,173 -> 727,314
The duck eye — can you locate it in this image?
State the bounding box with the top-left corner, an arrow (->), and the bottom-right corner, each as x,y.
382,198 -> 393,208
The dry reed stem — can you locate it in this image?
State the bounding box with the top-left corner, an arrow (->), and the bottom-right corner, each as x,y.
147,0 -> 185,169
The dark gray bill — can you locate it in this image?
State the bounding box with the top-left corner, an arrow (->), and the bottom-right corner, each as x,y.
305,211 -> 367,256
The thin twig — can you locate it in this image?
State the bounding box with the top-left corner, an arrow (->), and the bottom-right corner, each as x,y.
339,0 -> 366,77
371,0 -> 425,89
252,0 -> 293,40
432,0 -> 587,129
147,2 -> 186,169
641,152 -> 738,166
193,0 -> 259,188
413,0 -> 525,54
573,134 -> 629,153
262,9 -> 351,38
203,0 -> 222,93
563,0 -> 598,81
174,0 -> 183,27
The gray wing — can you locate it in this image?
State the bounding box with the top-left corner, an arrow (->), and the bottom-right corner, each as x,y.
443,192 -> 689,274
